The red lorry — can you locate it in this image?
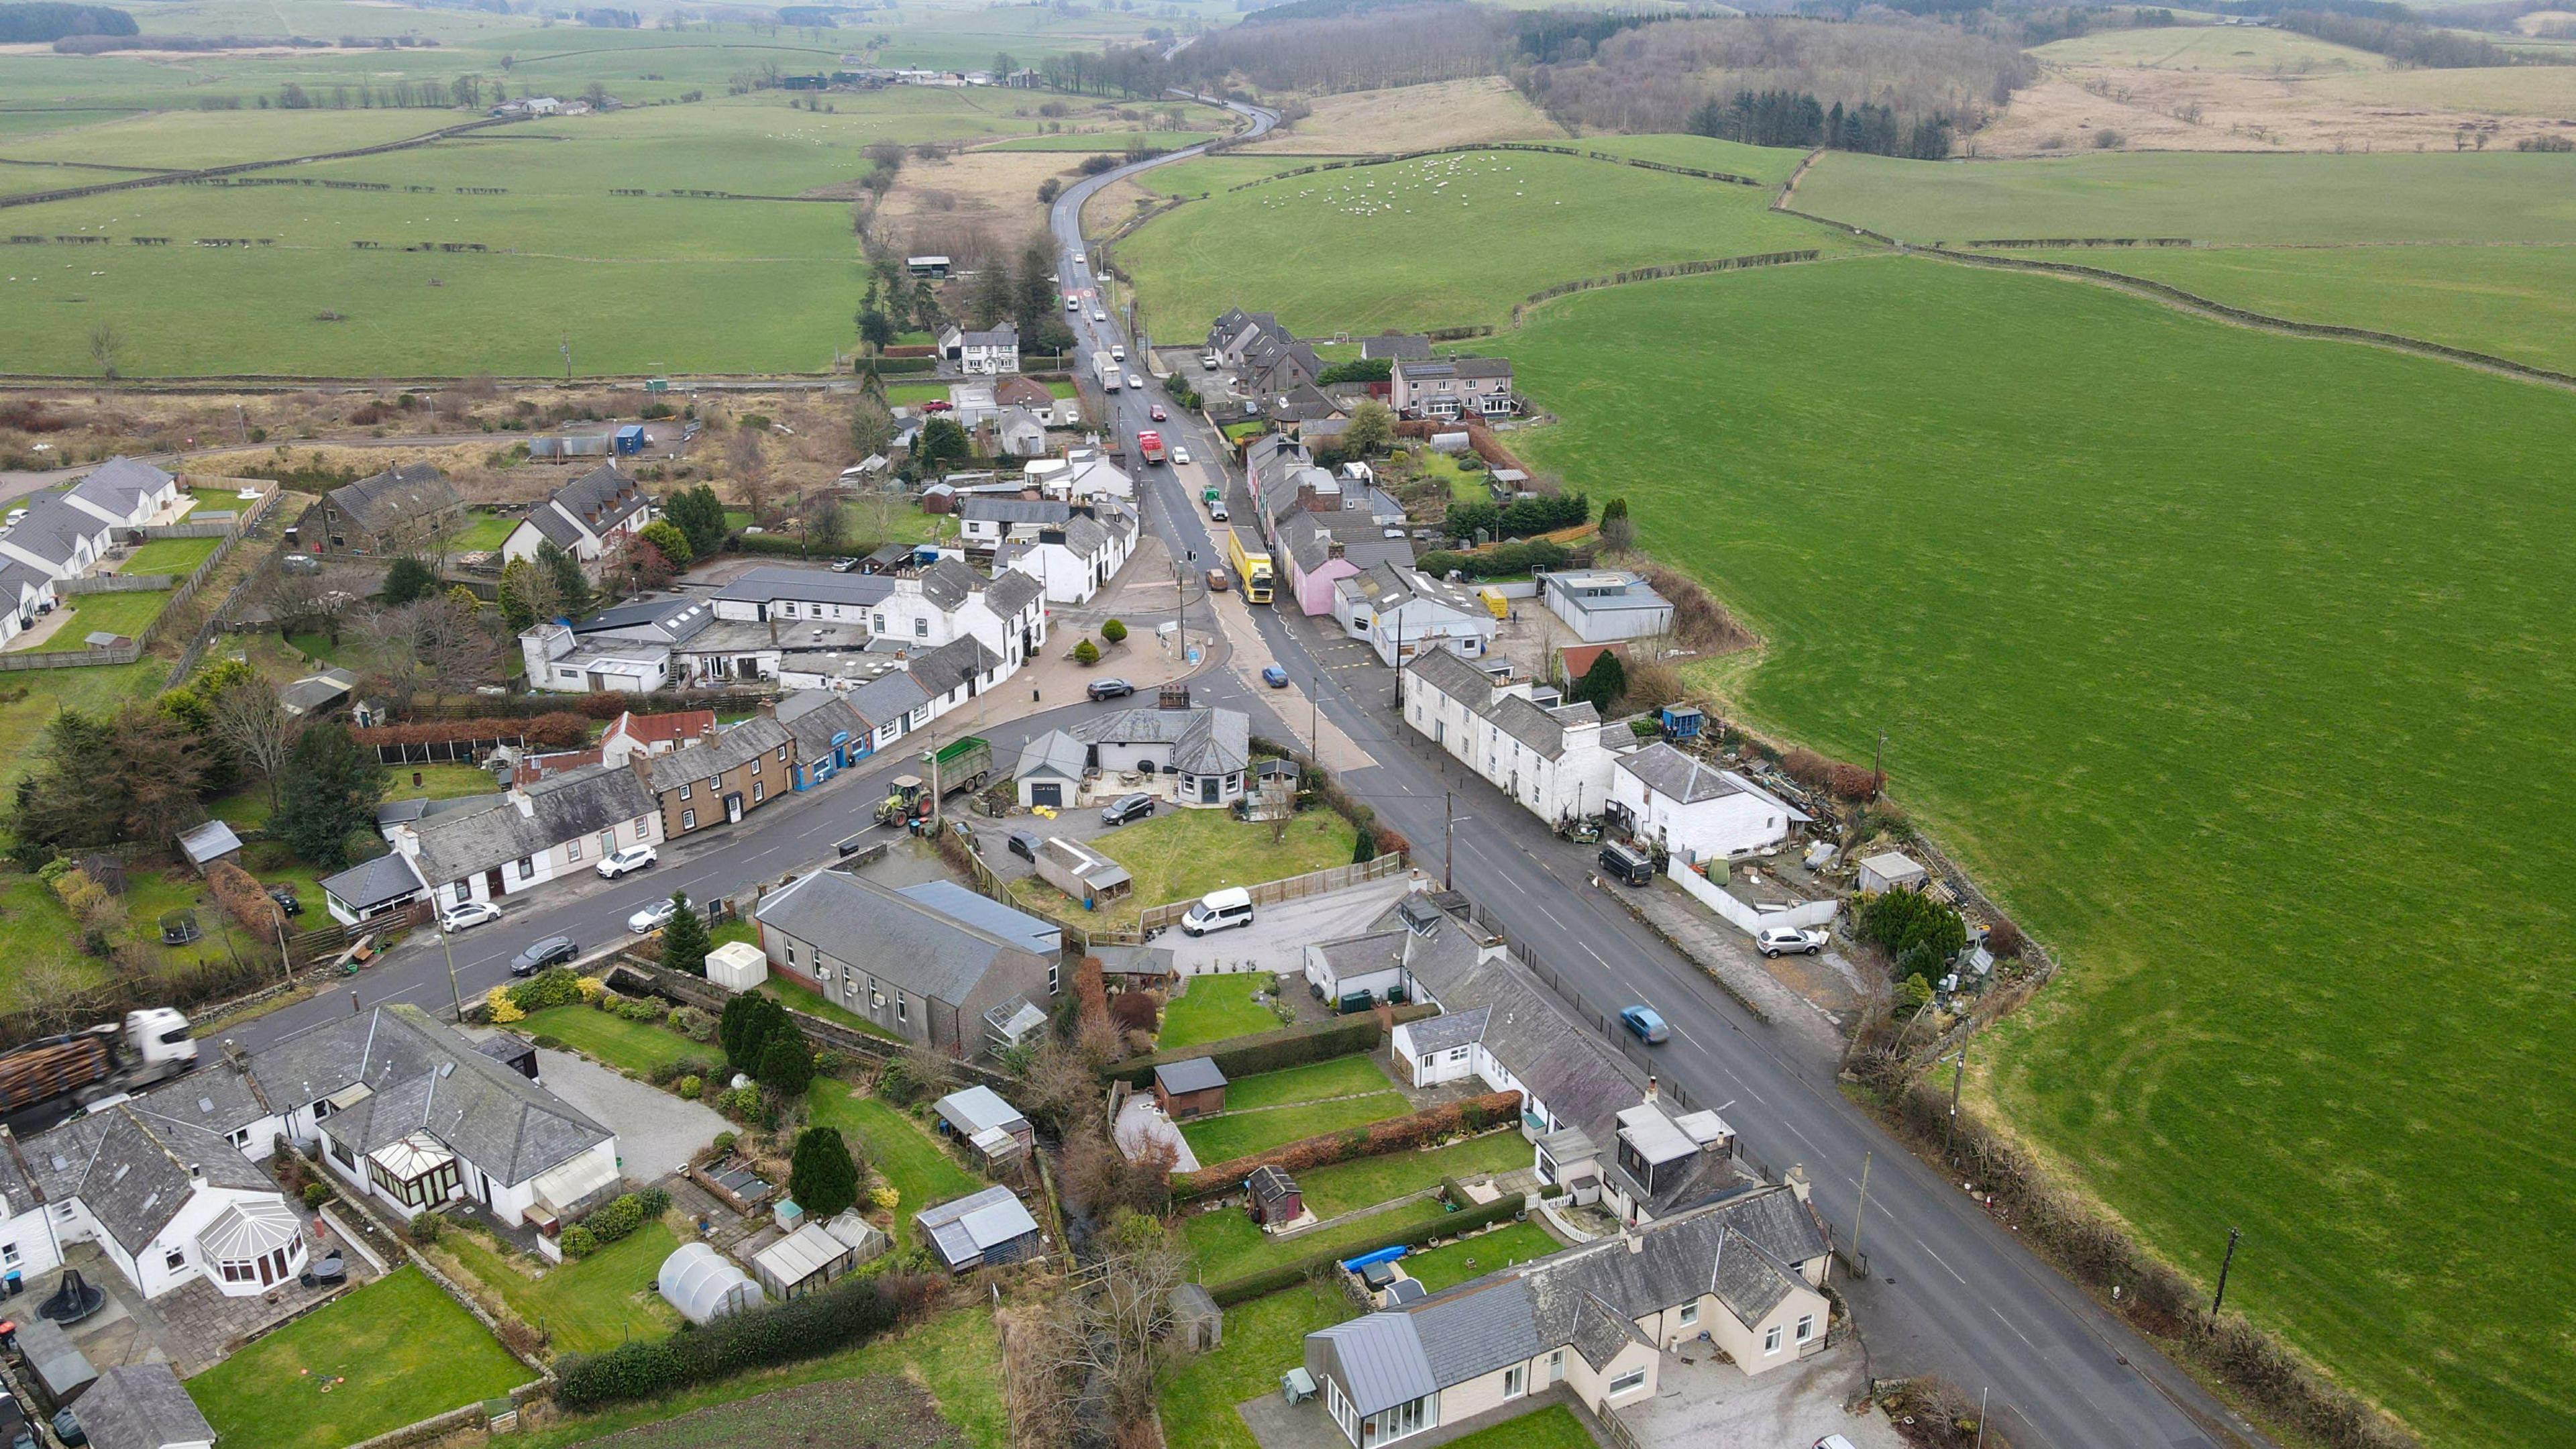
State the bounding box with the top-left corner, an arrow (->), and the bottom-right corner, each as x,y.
1136,429 -> 1167,466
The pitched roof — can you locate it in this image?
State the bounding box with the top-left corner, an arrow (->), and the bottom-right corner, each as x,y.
610,708 -> 717,748
755,870 -> 1046,1006
714,567 -> 896,610
933,1085 -> 1028,1138
407,763 -> 657,888
773,691 -> 866,758
537,464 -> 649,541
70,1364 -> 213,1449
1400,1005 -> 1489,1055
647,716 -> 793,790
1154,1057 -> 1226,1095
1360,332 -> 1433,361
1311,1313 -> 1437,1417
1070,706 -> 1249,775
2,494 -> 110,568
22,1099 -> 275,1254
895,880 -> 1059,955
983,566 -> 1044,620
66,456 -> 174,521
319,851 -> 429,913
906,634 -> 999,697
325,463 -> 460,537
1617,744 -> 1807,820
174,820 -> 241,865
916,1183 -> 1038,1265
846,669 -> 932,731
249,1004 -> 611,1186
1015,728 -> 1085,782
959,497 -> 1072,525
1404,647 -> 1497,710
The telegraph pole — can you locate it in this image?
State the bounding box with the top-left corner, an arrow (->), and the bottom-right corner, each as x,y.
1443,791 -> 1454,890
1846,1150 -> 1874,1280
2210,1226 -> 2243,1324
1946,1049 -> 1966,1159
435,913 -> 465,1022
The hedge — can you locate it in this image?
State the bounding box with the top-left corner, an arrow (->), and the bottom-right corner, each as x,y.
555,1272 -> 919,1409
352,712 -> 588,749
1106,1011 -> 1426,1089
727,531 -> 886,559
1175,1095 -> 1522,1201
1207,1181 -> 1529,1306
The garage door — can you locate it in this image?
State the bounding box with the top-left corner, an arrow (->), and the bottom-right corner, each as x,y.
1030,782 -> 1062,807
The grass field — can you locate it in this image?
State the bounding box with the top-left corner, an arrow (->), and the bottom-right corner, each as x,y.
1492,253 -> 2576,1448
441,1220 -> 681,1356
1158,971 -> 1281,1050
119,536 -> 221,575
561,1373 -> 963,1449
451,510 -> 515,550
1240,77 -> 1562,155
1126,155 -> 1313,198
1795,150 -> 2576,245
1179,1059 -> 1411,1164
1014,808 -> 1354,928
0,107 -> 458,170
2028,23 -> 2385,70
806,1081 -> 981,1238
512,1303 -> 1005,1449
987,130 -> 1216,152
1158,1281 -> 1352,1449
519,1008 -> 705,1079
189,1267 -> 527,1449
1116,148 -> 1851,336
1290,1132 -> 1534,1218
1566,133 -> 1811,186
1218,1054 -> 1398,1112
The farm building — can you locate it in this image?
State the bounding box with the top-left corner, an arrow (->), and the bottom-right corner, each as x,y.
1542,571 -> 1674,645
917,1185 -> 1042,1272
1152,1057 -> 1228,1120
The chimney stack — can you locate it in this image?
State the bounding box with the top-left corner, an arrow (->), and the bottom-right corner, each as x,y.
1786,1163 -> 1811,1204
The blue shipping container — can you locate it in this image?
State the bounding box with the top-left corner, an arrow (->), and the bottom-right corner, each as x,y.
614,425 -> 647,453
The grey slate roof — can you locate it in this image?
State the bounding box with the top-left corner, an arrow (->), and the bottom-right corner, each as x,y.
0,559 -> 55,606
896,879 -> 1059,956
647,716 -> 793,791
1452,955 -> 1640,1142
983,566 -> 1043,619
23,1100 -> 274,1255
715,566 -> 896,610
1360,333 -> 1433,362
846,669 -> 932,731
1153,1057 -> 1227,1095
916,557 -> 985,610
755,869 -> 1046,1007
572,593 -> 712,643
1403,1006 -> 1489,1055
775,690 -> 868,759
543,464 -> 649,537
66,457 -> 174,521
1405,647 -> 1497,712
1617,744 -> 1809,819
906,635 -> 998,698
1486,694 -> 1566,760
320,852 -> 429,912
325,463 -> 459,538
959,497 -> 1071,526
248,1004 -> 610,1186
70,1364 -> 213,1449
407,763 -> 657,888
1016,728 -> 1085,782
1070,706 -> 1249,775
1316,930 -> 1404,981
2,494 -> 109,570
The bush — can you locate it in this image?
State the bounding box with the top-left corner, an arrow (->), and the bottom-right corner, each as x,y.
555,1273 -> 928,1409
869,1185 -> 900,1212
582,1192 -> 649,1247
486,985 -> 525,1024
1073,637 -> 1100,666
509,967 -> 584,1013
559,1224 -> 599,1259
1108,991 -> 1159,1034
1860,888 -> 1967,964
1984,919 -> 2025,959
1099,617 -> 1127,644
716,1085 -> 762,1119
710,1131 -> 737,1157
669,1006 -> 716,1042
407,1212 -> 444,1245
678,1075 -> 702,1099
790,1126 -> 859,1219
616,996 -> 662,1022
302,1183 -> 331,1208
207,861 -> 284,938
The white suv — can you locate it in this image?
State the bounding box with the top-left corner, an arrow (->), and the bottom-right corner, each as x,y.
1756,926 -> 1827,958
596,845 -> 658,879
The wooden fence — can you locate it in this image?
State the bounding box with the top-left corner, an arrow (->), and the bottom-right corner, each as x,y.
62,572 -> 177,594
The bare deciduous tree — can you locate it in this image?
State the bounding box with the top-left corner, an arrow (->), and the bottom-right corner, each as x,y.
207,677 -> 301,813
88,321 -> 124,380
1020,1211 -> 1189,1441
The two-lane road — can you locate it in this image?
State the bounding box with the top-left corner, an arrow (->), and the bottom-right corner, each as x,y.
1046,111 -> 2265,1449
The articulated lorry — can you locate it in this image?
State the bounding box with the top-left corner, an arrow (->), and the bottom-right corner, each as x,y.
0,1009 -> 197,1118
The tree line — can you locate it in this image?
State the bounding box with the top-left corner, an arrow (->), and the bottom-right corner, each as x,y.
1687,90 -> 1955,159
0,2 -> 135,42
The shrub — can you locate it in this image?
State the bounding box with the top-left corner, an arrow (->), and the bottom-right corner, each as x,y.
616,996 -> 662,1022
710,1131 -> 738,1157
302,1183 -> 330,1208
1825,761 -> 1884,801
637,1186 -> 672,1217
869,1185 -> 900,1212
577,975 -> 607,1002
486,985 -> 525,1024
1073,637 -> 1100,666
207,861 -> 284,938
1985,919 -> 2025,959
716,1085 -> 762,1119
584,1192 -> 647,1246
1108,991 -> 1160,1034
554,1273 -> 929,1409
1860,888 -> 1967,963
678,1075 -> 703,1099
669,1006 -> 716,1042
1099,617 -> 1127,644
758,1032 -> 816,1095
509,967 -> 584,1013
560,1224 -> 599,1258
407,1212 -> 444,1245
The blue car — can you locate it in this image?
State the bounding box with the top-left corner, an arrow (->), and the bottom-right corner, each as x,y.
1262,665 -> 1289,688
1619,1004 -> 1670,1044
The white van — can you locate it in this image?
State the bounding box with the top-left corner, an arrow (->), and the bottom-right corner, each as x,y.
1180,886 -> 1254,937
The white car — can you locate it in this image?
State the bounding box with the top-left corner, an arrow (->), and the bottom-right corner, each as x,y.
596,844 -> 658,879
627,894 -> 691,934
1757,926 -> 1829,958
1091,308 -> 1108,322
1172,445 -> 1191,465
1072,251 -> 1086,266
1125,374 -> 1143,390
1110,344 -> 1126,362
439,900 -> 502,933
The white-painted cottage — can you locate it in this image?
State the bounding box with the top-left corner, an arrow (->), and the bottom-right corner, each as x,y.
1402,651 -> 1616,828
1609,743 -> 1809,864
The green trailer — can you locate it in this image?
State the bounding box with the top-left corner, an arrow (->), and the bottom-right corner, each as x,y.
929,736 -> 991,795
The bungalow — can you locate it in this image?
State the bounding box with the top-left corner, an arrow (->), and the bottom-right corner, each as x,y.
641,716 -> 796,837
916,1185 -> 1042,1271
1152,1057 -> 1228,1119
1389,357 -> 1514,420
0,494 -> 112,582
499,464 -> 654,568
1403,650 -> 1617,830
753,869 -> 1057,1055
1608,743 -> 1809,865
318,851 -> 429,927
1069,703 -> 1250,808
392,761 -> 663,910
994,376 -> 1055,412
1540,571 -> 1674,645
1301,1183 -> 1831,1446
990,407 -> 1048,458
932,1085 -> 1036,1167
308,463 -> 463,555
62,457 -> 180,529
0,561 -> 60,645
938,320 -> 1020,375
1334,564 -> 1495,666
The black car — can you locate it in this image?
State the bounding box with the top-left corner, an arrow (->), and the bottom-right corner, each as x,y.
510,934 -> 579,976
1101,792 -> 1156,826
1087,678 -> 1134,702
1007,830 -> 1042,863
267,883 -> 303,916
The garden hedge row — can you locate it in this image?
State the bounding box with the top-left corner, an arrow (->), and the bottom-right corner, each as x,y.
1206,1181 -> 1529,1306
1108,1007 -> 1434,1089
1174,1094 -> 1522,1201
555,1272 -> 919,1409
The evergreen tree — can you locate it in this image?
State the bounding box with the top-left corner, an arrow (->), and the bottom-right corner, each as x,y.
496,557 -> 541,631
915,417 -> 972,472
659,895 -> 711,976
662,484 -> 729,559
639,519 -> 694,570
381,555 -> 437,605
1574,648 -> 1627,712
758,1027 -> 815,1095
969,260 -> 1013,329
272,722 -> 390,869
539,540 -> 592,619
719,992 -> 763,1067
788,1126 -> 858,1218
1599,496 -> 1633,550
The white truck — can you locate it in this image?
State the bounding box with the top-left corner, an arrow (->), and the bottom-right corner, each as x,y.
1093,352 -> 1122,392
0,1008 -> 197,1117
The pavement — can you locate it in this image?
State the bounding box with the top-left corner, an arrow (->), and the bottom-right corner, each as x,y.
1158,875 -> 1410,978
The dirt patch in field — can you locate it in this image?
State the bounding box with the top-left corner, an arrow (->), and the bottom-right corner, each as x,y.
1243,78 -> 1566,154
1972,64 -> 2576,155
874,150 -> 1079,269
568,1374 -> 960,1449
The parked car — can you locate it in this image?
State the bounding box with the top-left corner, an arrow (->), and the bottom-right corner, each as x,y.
439,900 -> 502,933
1101,792 -> 1156,826
1087,677 -> 1135,702
596,844 -> 657,878
1815,1438 -> 1859,1449
1007,830 -> 1041,863
1173,445 -> 1191,465
920,400 -> 953,413
830,556 -> 863,572
1206,568 -> 1230,592
627,894 -> 691,934
1758,926 -> 1829,957
1201,352 -> 1220,369
1149,403 -> 1166,421
1262,665 -> 1289,688
1181,887 -> 1254,936
511,935 -> 579,977
1619,1004 -> 1670,1044
267,883 -> 303,916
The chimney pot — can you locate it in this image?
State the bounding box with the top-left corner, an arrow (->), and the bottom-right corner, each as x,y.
1786,1163 -> 1811,1203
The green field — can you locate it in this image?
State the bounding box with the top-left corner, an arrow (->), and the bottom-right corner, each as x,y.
1116,148 -> 1851,335
988,129 -> 1216,152
189,1267 -> 527,1449
1566,133 -> 1811,186
1125,155 -> 1313,198
1218,1054 -> 1398,1112
2028,23 -> 2385,70
1401,1221 -> 1561,1294
120,537 -> 221,575
1795,150 -> 2576,245
1179,1062 -> 1410,1164
0,107 -> 455,170
1491,253 -> 2576,1448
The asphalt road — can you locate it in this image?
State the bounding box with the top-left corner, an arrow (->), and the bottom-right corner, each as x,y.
215,96 -> 2260,1449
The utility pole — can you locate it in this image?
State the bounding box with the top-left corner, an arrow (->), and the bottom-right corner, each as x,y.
1946,1049 -> 1966,1159
1846,1150 -> 1874,1280
435,912 -> 465,1022
1444,791 -> 1454,890
924,744 -> 943,833
1309,673 -> 1319,763
561,335 -> 572,382
2210,1226 -> 2243,1324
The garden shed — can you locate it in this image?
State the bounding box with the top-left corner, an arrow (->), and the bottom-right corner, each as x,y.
173,821 -> 242,876
1857,851 -> 1929,897
751,1222 -> 859,1300
1171,1282 -> 1222,1352
1152,1057 -> 1228,1120
657,1242 -> 763,1324
706,941 -> 768,991
15,1317 -> 95,1407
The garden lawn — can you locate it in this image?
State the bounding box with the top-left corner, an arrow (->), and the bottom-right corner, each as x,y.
806,1081 -> 981,1238
187,1267 -> 527,1449
1435,1405 -> 1595,1449
1158,1281 -> 1354,1449
511,1303 -> 1004,1449
1077,807 -> 1356,928
519,1008 -> 706,1079
1157,971 -> 1280,1050
1179,1091 -> 1408,1165
119,536 -> 220,575
1218,1055 -> 1397,1112
1491,252 -> 2576,1448
382,762 -> 506,800
1291,1131 -> 1532,1219
1115,148 -> 1851,336
1181,1192 -> 1450,1288
1401,1222 -> 1561,1294
451,510 -> 516,550
31,588 -> 169,649
441,1221 -> 681,1356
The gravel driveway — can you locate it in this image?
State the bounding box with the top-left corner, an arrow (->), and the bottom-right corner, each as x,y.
535,1048 -> 731,1184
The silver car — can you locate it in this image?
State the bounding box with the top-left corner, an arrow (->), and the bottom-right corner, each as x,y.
1756,926 -> 1828,957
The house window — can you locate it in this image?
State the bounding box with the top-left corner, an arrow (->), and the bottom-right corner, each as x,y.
635,816 -> 651,834
164,1248 -> 185,1273
1447,1047 -> 1469,1062
708,776 -> 722,792
1764,1325 -> 1784,1354
914,619 -> 928,637
681,782 -> 692,799
752,781 -> 764,803
566,838 -> 582,861
1,1243 -> 19,1268
896,994 -> 907,1023
777,745 -> 788,762
786,944 -> 799,967
1503,1365 -> 1523,1398
515,856 -> 534,878
873,613 -> 885,633
1609,1367 -> 1648,1397
1048,960 -> 1060,994
1796,1313 -> 1816,1344
1678,1303 -> 1699,1328
311,1097 -> 335,1121
228,1126 -> 253,1150
682,808 -> 696,830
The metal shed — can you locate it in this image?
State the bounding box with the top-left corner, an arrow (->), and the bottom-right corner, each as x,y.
657,1242 -> 763,1325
